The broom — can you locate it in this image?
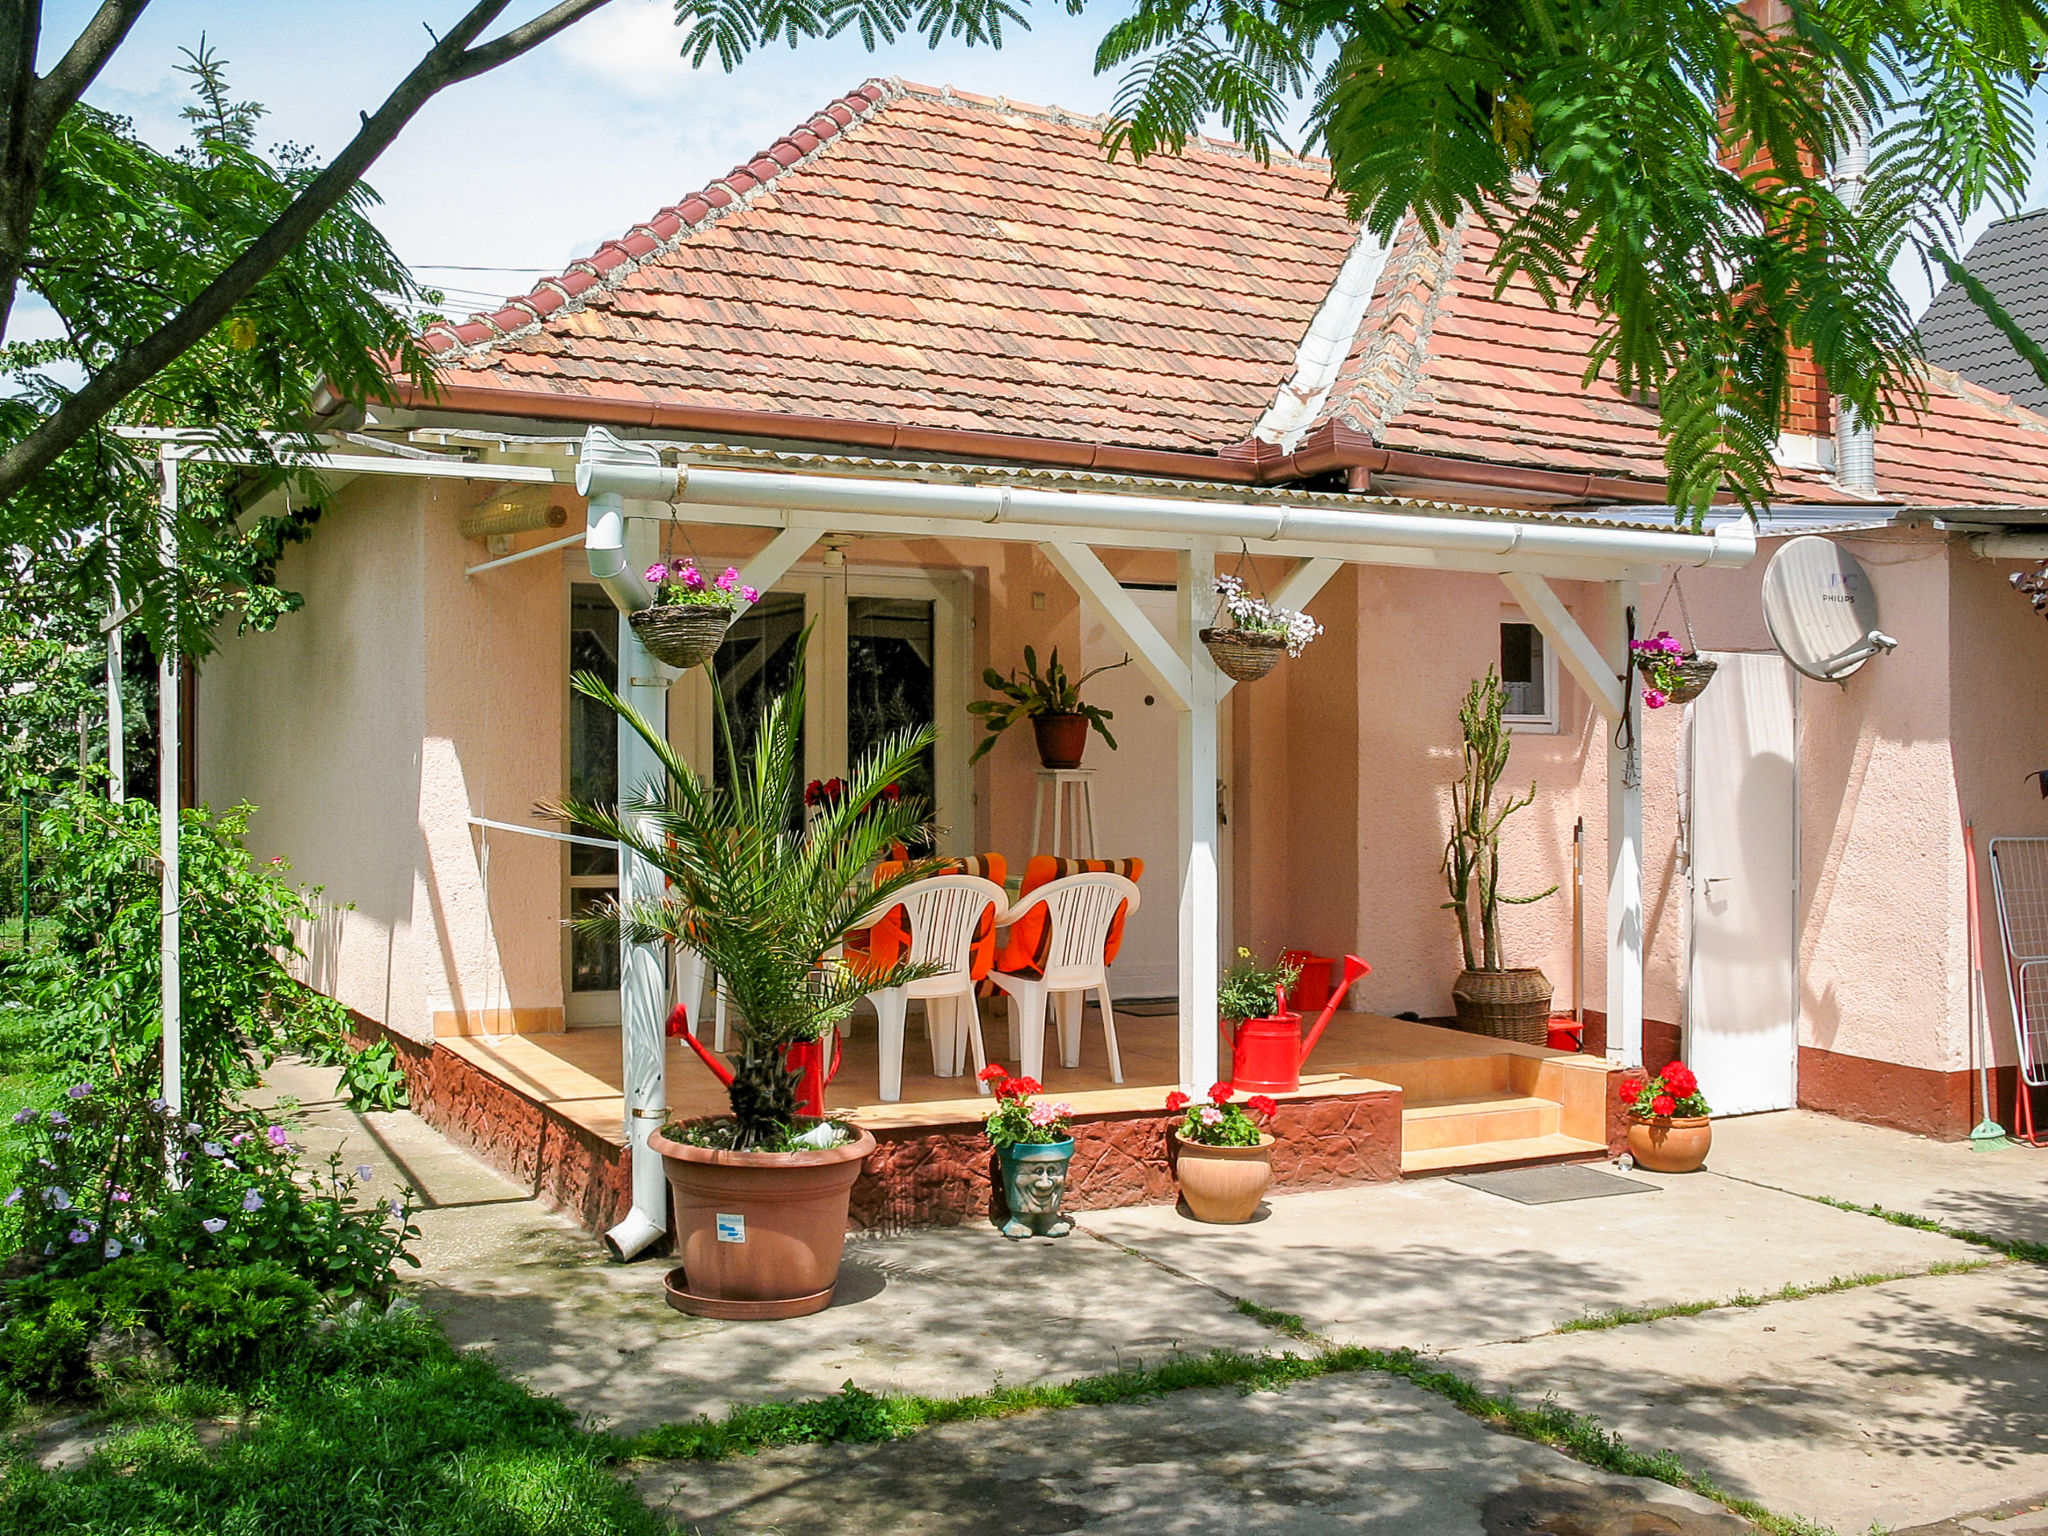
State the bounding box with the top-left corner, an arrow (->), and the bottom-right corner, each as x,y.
1965,818 -> 2014,1151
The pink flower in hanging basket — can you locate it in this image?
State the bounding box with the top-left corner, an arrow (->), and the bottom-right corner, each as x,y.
679,564 -> 705,591
644,563 -> 667,585
741,585 -> 760,603
715,566 -> 740,593
1643,688 -> 1669,710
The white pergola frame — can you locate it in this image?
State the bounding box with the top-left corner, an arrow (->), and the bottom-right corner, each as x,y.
134,426 -> 1750,1257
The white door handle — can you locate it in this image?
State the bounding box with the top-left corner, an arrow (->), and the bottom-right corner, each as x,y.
1701,876 -> 1730,890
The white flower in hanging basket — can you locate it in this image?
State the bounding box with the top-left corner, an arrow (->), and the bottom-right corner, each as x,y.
1212,574 -> 1323,657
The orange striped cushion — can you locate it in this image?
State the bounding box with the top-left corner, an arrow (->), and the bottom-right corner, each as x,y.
995,856 -> 1144,976
846,855 -> 1007,981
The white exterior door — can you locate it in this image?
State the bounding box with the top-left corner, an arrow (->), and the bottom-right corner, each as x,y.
1686,651 -> 1799,1114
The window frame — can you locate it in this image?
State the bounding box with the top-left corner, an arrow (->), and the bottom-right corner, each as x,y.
1499,612 -> 1561,734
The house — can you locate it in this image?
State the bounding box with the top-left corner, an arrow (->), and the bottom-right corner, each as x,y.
1920,207 -> 2048,417
188,80 -> 2048,1241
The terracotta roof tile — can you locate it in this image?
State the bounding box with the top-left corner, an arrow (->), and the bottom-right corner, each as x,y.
424,79 -> 1356,453
1311,214 -> 2048,505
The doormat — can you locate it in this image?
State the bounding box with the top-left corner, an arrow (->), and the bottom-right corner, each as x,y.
1448,1164 -> 1658,1204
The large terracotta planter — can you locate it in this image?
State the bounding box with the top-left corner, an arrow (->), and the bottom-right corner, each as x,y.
1172,1132 -> 1275,1223
1032,712 -> 1090,769
650,1125 -> 875,1319
1626,1114 -> 1712,1173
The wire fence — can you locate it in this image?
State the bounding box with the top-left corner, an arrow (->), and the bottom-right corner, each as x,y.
0,799 -> 53,955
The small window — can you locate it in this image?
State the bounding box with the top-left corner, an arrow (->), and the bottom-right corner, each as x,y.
1500,619 -> 1558,731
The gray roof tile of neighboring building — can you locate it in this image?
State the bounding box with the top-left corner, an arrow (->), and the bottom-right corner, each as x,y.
1919,207 -> 2048,415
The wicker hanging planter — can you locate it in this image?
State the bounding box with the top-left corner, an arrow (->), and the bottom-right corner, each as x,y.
1199,627 -> 1286,683
630,603 -> 735,670
1664,655 -> 1718,704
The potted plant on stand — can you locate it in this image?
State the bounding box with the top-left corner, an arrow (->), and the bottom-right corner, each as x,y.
967,646 -> 1128,769
1166,1082 -> 1277,1223
1618,1061 -> 1713,1172
556,643 -> 937,1319
977,1065 -> 1076,1238
1442,668 -> 1560,1042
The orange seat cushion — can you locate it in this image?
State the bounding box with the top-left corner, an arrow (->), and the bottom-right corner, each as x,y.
846,854 -> 1006,982
994,856 -> 1143,978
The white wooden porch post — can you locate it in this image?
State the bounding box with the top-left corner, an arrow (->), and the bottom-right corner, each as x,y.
1177,546 -> 1222,1091
1604,578 -> 1644,1068
158,452 -> 181,1112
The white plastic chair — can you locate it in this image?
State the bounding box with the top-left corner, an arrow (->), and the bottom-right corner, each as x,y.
855,874 -> 1007,1103
988,872 -> 1141,1085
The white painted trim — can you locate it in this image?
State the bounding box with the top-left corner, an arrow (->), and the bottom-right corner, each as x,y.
1039,541 -> 1192,712
1499,572 -> 1626,722
1254,222 -> 1399,449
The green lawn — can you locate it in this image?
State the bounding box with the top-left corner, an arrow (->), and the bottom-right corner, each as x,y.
0,996 -> 59,1262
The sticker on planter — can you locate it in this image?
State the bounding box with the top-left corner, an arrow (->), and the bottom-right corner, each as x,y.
715,1213 -> 746,1244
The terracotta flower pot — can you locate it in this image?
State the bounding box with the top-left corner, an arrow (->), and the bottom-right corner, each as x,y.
650,1125 -> 875,1319
1032,712 -> 1090,769
1172,1131 -> 1275,1223
1626,1114 -> 1712,1173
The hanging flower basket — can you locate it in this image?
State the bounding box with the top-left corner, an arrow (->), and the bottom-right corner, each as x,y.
1201,563 -> 1323,684
1664,655 -> 1718,704
1633,573 -> 1716,709
630,560 -> 759,670
1199,627 -> 1286,682
631,603 -> 734,669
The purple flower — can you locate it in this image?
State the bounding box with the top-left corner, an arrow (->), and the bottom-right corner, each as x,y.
680,564 -> 705,591
66,1083 -> 91,1099
643,562 -> 668,585
388,1198 -> 404,1221
2,1187 -> 18,1206
112,1188 -> 131,1203
10,1108 -> 33,1125
231,1133 -> 248,1147
148,1097 -> 169,1114
184,1123 -> 203,1136
202,1143 -> 225,1159
740,585 -> 760,604
201,1217 -> 226,1235
43,1187 -> 70,1210
51,1130 -> 70,1143
46,1110 -> 66,1127
266,1125 -> 290,1148
68,1229 -> 89,1244
354,1165 -> 375,1183
241,1190 -> 265,1213
102,1238 -> 122,1259
714,567 -> 739,592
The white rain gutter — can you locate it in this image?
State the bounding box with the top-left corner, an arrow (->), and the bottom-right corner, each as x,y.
1970,532 -> 2048,560
577,428 -> 1755,570
576,438 -> 671,1261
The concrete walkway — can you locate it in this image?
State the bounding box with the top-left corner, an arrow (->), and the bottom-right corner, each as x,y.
264,1062 -> 2048,1534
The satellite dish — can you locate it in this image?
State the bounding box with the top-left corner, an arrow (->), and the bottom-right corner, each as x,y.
1762,536 -> 1898,682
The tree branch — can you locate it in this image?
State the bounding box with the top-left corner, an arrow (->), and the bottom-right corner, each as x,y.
33,0 -> 153,135
0,0 -> 618,507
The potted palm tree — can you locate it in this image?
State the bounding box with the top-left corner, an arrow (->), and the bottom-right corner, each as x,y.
555,643 -> 936,1320
1442,668 -> 1559,1042
967,646 -> 1128,769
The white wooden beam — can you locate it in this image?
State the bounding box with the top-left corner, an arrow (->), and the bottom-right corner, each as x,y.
1039,541 -> 1192,712
1604,578 -> 1645,1069
1219,556 -> 1346,699
734,525 -> 820,611
1500,571 -> 1626,722
1176,546 -> 1222,1093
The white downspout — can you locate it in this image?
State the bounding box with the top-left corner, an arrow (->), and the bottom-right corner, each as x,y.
579,437 -> 673,1261
1833,93 -> 1879,494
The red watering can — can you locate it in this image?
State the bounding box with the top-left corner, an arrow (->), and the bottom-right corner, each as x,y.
1221,954 -> 1371,1095
667,1003 -> 844,1119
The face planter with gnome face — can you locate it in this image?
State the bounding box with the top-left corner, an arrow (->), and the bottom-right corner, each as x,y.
1001,1150 -> 1074,1239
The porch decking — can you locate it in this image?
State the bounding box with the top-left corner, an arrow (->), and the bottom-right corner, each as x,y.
426,1009 -> 1622,1229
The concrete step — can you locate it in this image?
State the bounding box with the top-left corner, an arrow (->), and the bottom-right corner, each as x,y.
1400,1092 -> 1561,1153
1400,1132 -> 1609,1176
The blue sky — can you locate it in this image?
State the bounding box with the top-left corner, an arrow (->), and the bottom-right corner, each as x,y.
34,1 -> 2048,331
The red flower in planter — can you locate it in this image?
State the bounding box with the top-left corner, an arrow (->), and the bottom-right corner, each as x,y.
1618,1077 -> 1645,1104
1651,1093 -> 1677,1117
1007,1076 -> 1044,1099
1208,1082 -> 1234,1105
1246,1095 -> 1279,1118
1661,1061 -> 1698,1098
1165,1091 -> 1190,1112
977,1064 -> 1007,1085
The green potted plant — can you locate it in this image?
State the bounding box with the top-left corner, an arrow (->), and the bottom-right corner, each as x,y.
1617,1060 -> 1713,1172
1217,947 -> 1302,1093
976,1064 -> 1075,1238
967,645 -> 1128,769
555,641 -> 936,1319
1442,668 -> 1559,1042
1165,1082 -> 1277,1223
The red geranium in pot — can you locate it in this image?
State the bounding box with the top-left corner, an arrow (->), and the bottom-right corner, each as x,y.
1167,1082 -> 1277,1223
1618,1061 -> 1712,1173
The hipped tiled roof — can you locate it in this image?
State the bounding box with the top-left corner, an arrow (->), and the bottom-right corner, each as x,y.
413,79 -> 2048,509
1919,208 -> 2048,417
422,79 -> 1357,453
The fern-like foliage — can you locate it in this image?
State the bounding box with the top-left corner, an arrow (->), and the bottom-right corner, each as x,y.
551,635 -> 941,1149
1098,0 -> 2048,519
675,0 -> 1028,70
